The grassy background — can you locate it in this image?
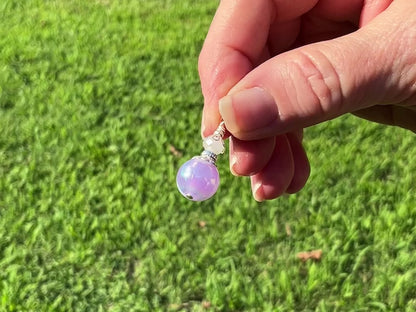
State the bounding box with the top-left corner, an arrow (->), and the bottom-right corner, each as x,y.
0,0 -> 415,311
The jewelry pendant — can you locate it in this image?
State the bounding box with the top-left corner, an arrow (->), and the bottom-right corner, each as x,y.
176,122 -> 226,201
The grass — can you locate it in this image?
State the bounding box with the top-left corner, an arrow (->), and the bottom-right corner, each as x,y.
0,0 -> 415,311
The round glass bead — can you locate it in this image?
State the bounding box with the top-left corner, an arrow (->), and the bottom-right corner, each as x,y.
176,157 -> 220,201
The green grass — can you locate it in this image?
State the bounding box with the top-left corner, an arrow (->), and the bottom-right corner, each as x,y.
0,0 -> 415,311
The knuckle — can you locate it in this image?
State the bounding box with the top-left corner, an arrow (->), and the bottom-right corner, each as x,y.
288,49 -> 344,119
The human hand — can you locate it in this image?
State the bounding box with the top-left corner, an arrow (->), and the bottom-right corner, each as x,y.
199,0 -> 416,201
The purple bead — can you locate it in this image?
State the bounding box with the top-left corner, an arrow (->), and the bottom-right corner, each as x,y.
176,157 -> 220,201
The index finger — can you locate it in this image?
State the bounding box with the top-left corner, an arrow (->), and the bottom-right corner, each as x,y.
199,0 -> 275,136
198,0 -> 319,136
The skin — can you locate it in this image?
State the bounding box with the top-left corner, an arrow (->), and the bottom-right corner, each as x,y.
199,0 -> 416,201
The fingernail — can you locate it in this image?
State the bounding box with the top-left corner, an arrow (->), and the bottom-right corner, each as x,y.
252,182 -> 264,202
219,87 -> 277,136
230,155 -> 239,176
201,110 -> 207,138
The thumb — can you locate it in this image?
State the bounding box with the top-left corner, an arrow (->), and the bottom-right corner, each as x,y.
219,1 -> 416,140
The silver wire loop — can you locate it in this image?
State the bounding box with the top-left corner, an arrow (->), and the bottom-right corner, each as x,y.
212,121 -> 226,140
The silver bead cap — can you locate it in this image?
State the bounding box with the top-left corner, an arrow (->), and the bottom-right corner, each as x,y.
194,150 -> 218,165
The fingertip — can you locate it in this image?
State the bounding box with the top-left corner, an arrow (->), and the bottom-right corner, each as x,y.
251,180 -> 264,202
229,154 -> 241,176
229,136 -> 275,176
249,135 -> 295,201
251,175 -> 286,201
285,133 -> 310,194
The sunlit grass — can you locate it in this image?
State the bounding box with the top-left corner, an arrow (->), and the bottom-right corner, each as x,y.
0,0 -> 415,310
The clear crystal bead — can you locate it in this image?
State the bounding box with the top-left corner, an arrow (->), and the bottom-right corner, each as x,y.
203,135 -> 225,155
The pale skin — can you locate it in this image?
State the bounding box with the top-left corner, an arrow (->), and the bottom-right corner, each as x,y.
199,0 -> 416,201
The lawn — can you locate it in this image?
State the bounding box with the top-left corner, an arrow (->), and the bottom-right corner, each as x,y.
0,0 -> 415,311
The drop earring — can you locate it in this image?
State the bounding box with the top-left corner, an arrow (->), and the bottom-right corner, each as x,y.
176,122 -> 226,201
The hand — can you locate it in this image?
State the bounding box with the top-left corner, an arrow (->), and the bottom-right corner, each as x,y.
199,0 -> 416,201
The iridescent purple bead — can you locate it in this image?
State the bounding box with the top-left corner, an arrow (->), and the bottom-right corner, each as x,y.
176,157 -> 220,201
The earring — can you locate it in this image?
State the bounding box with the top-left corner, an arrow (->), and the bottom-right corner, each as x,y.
176,122 -> 226,201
